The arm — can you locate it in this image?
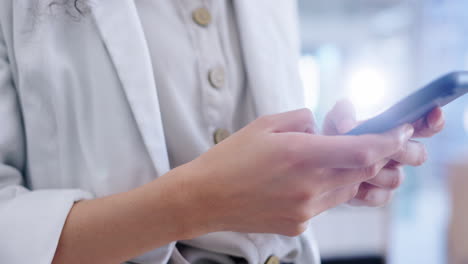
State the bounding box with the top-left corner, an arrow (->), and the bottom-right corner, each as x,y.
0,17 -> 96,264
52,109 -> 417,264
52,167 -> 213,264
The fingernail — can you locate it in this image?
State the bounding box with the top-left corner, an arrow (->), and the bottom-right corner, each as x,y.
403,124 -> 414,139
432,116 -> 445,130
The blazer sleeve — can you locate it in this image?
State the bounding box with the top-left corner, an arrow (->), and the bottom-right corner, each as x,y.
0,21 -> 92,264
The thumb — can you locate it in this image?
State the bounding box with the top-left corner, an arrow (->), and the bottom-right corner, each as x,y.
323,99 -> 357,135
265,108 -> 317,134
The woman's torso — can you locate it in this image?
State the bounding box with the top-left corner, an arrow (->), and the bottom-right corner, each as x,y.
0,1 -> 315,263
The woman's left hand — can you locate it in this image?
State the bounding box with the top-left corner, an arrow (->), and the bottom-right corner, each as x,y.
322,100 -> 445,206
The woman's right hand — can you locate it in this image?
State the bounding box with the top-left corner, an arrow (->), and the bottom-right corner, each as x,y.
172,109 -> 414,237
51,108 -> 415,264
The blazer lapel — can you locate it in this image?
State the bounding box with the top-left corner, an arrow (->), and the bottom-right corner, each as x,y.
233,0 -> 305,116
92,0 -> 170,175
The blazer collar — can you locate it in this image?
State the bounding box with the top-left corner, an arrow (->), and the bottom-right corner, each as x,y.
90,0 -> 303,177
92,0 -> 170,176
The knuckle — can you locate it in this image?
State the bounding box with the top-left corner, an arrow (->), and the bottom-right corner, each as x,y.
353,149 -> 374,167
329,185 -> 360,208
256,115 -> 275,129
360,165 -> 379,181
393,135 -> 406,151
280,139 -> 307,169
271,136 -> 292,158
389,169 -> 404,189
415,145 -> 428,166
350,184 -> 361,199
391,149 -> 405,163
344,184 -> 361,202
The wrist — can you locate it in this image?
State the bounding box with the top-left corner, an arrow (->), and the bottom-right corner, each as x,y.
147,163 -> 222,240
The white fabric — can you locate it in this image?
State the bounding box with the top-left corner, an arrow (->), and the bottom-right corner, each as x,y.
0,0 -> 319,263
175,244 -> 237,264
135,0 -> 255,168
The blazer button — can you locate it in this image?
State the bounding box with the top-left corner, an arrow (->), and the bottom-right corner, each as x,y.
192,7 -> 212,27
213,128 -> 230,144
265,255 -> 281,264
208,67 -> 225,89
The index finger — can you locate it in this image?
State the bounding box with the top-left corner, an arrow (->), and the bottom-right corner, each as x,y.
288,124 -> 414,169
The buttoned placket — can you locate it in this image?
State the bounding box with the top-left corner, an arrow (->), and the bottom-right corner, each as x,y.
181,0 -> 232,145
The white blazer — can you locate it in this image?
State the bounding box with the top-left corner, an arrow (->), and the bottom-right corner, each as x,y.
0,0 -> 319,263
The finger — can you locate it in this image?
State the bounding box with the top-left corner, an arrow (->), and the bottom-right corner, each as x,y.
323,99 -> 357,135
263,108 -> 317,133
288,123 -> 414,168
390,140 -> 427,166
412,107 -> 445,138
366,167 -> 405,190
317,183 -> 361,211
324,158 -> 389,189
347,182 -> 394,207
385,159 -> 402,169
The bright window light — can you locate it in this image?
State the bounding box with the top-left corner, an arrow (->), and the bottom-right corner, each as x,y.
299,55 -> 320,111
347,67 -> 389,120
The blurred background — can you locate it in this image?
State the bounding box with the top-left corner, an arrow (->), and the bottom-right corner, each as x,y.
297,0 -> 468,263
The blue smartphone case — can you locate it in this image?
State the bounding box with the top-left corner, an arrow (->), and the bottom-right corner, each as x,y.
345,71 -> 468,135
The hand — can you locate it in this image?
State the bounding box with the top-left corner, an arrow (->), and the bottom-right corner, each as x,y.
173,109 -> 414,237
323,100 -> 445,207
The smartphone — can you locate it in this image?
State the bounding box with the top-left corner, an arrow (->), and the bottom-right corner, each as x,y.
345,71 -> 468,135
